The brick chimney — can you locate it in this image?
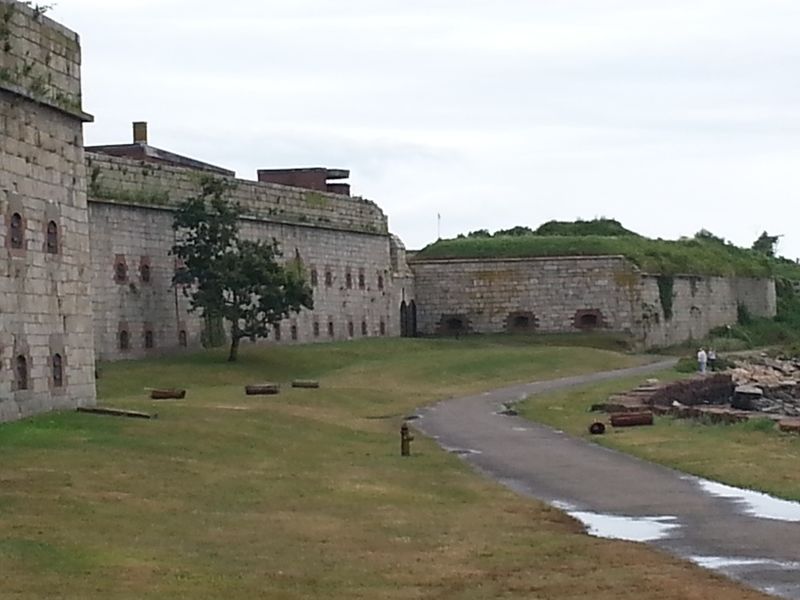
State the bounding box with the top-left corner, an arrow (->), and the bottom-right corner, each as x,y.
132,121 -> 148,144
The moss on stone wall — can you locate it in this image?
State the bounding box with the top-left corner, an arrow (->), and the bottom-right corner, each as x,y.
657,275 -> 675,320
0,1 -> 83,114
304,191 -> 330,208
89,181 -> 171,206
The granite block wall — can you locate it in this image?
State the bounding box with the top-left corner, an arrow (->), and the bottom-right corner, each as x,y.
410,256 -> 639,336
411,256 -> 776,349
0,1 -> 95,422
641,275 -> 776,348
86,153 -> 387,235
88,155 -> 404,360
0,0 -> 86,118
89,202 -> 199,361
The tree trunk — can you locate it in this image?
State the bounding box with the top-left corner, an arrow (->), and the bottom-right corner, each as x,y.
228,333 -> 240,362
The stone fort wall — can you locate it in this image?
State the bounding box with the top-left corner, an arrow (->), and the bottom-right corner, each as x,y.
0,0 -> 95,421
0,0 -> 783,424
640,275 -> 776,348
410,256 -> 640,336
87,153 -> 407,360
410,256 -> 776,347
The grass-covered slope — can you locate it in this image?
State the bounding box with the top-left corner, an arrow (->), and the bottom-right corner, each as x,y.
534,218 -> 639,237
0,338 -> 769,599
416,234 -> 776,277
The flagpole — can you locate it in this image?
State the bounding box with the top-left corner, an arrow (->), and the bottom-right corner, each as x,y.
437,213 -> 441,240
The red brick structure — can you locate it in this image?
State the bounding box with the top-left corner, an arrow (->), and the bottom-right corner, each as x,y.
257,167 -> 351,196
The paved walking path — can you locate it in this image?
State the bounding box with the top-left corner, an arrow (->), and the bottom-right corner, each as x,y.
415,361 -> 800,599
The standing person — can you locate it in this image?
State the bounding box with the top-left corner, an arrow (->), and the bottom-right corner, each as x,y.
708,348 -> 717,371
697,347 -> 708,374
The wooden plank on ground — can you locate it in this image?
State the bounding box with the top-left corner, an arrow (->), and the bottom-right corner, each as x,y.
77,407 -> 156,419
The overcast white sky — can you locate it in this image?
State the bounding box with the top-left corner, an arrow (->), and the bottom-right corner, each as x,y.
50,1 -> 800,256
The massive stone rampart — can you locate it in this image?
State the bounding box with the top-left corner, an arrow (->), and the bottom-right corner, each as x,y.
0,0 -> 95,421
410,255 -> 640,336
640,274 -> 776,348
410,255 -> 776,347
0,0 -> 89,119
86,153 -> 388,236
86,154 -> 404,360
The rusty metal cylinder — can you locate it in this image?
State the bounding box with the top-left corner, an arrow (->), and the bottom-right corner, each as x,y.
610,411 -> 654,427
400,423 -> 414,456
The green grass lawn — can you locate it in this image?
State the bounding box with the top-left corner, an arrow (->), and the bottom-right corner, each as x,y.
0,339 -> 769,599
518,370 -> 800,501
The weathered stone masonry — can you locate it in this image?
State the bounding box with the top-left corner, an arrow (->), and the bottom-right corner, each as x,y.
640,274 -> 776,348
411,256 -> 640,336
86,152 -> 408,360
0,0 -> 781,424
0,0 -> 95,420
410,256 -> 776,348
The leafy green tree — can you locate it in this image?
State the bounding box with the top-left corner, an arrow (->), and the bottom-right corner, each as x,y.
752,231 -> 781,257
172,177 -> 313,362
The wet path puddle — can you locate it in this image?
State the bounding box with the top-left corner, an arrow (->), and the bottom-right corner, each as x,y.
552,501 -> 680,542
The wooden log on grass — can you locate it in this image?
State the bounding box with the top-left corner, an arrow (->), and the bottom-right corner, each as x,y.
291,379 -> 320,389
610,411 -> 653,427
78,407 -> 155,419
150,388 -> 186,400
245,383 -> 280,396
778,418 -> 800,434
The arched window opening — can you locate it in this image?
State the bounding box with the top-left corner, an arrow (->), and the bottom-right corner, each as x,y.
574,309 -> 603,330
46,220 -> 58,254
291,324 -> 298,341
348,321 -> 354,337
513,315 -> 530,328
400,301 -> 409,337
16,355 -> 28,390
114,261 -> 127,284
345,271 -> 353,289
313,321 -> 320,337
325,270 -> 333,287
178,330 -> 187,347
573,309 -> 603,331
377,274 -> 384,291
119,330 -> 130,351
140,263 -> 151,283
274,323 -> 281,341
52,353 -> 64,387
358,272 -> 365,289
446,317 -> 464,333
9,212 -> 24,249
310,269 -> 318,287
507,312 -> 538,334
144,330 -> 154,349
379,320 -> 386,336
361,320 -> 368,335
328,321 -> 334,337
